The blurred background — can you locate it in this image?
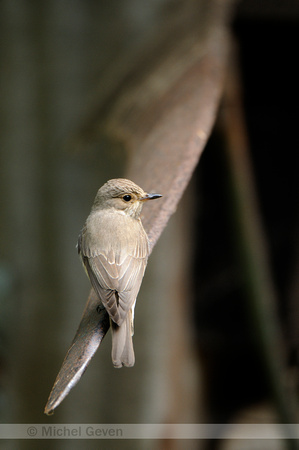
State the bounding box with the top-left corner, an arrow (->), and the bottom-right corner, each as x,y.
0,0 -> 299,449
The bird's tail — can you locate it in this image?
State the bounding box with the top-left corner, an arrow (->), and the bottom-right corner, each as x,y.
111,310 -> 135,368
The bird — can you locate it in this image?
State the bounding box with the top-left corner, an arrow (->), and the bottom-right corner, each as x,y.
77,178 -> 162,368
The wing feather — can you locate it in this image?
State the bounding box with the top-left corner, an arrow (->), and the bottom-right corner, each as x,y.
78,216 -> 149,326
86,254 -> 147,325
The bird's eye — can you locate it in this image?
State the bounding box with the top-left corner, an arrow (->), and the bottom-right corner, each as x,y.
123,195 -> 132,202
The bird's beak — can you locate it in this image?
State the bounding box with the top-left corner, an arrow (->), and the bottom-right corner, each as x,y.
140,193 -> 162,201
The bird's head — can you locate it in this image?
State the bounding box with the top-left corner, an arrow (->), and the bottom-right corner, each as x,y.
92,178 -> 162,218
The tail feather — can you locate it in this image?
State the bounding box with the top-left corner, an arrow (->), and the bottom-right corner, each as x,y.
111,310 -> 135,368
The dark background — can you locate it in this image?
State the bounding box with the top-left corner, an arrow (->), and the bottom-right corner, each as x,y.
194,5 -> 299,424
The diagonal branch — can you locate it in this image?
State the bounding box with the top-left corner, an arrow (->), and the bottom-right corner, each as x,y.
44,0 -> 233,415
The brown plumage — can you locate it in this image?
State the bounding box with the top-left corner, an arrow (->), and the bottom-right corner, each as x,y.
77,178 -> 162,368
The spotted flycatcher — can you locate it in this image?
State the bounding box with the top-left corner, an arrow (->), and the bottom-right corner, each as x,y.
77,178 -> 162,368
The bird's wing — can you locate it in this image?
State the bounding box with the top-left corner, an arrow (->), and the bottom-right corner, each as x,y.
78,229 -> 148,326
86,252 -> 147,325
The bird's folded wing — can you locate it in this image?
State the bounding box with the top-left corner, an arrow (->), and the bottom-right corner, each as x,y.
85,252 -> 147,325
